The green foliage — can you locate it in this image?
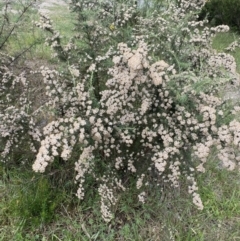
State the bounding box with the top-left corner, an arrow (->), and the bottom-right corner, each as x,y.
198,163 -> 240,220
200,0 -> 240,32
8,174 -> 62,226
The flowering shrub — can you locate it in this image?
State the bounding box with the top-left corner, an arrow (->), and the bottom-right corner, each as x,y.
1,0 -> 240,222
0,69 -> 40,163
0,0 -> 41,165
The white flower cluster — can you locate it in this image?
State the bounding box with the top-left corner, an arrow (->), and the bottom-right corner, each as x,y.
0,65 -> 40,163
98,183 -> 117,222
217,120 -> 240,170
35,13 -> 68,60
208,53 -> 237,74
225,40 -> 240,52
75,146 -> 94,199
33,117 -> 87,173
34,13 -> 53,31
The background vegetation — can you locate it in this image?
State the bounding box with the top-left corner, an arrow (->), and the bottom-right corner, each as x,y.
200,0 -> 240,32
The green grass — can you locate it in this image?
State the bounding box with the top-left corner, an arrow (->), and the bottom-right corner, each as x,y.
46,5 -> 75,42
1,159 -> 240,241
212,31 -> 240,72
4,1 -> 75,63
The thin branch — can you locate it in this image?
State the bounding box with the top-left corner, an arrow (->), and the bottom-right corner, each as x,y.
0,1 -> 36,50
